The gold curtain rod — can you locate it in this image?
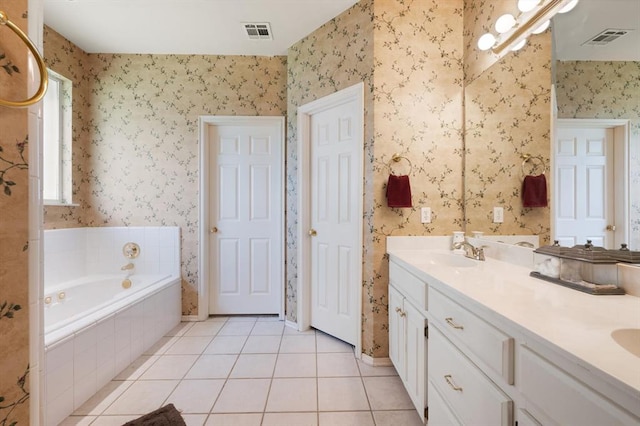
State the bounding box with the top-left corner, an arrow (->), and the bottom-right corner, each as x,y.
0,10 -> 48,108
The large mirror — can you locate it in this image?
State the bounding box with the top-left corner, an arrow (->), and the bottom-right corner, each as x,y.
465,0 -> 639,250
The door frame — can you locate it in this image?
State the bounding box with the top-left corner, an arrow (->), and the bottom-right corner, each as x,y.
198,115 -> 286,321
296,82 -> 364,357
553,118 -> 630,248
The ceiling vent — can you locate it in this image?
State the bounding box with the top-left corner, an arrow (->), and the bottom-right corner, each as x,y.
242,23 -> 273,40
583,29 -> 632,46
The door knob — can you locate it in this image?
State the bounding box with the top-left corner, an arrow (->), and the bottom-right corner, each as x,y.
308,229 -> 317,237
606,225 -> 616,231
210,227 -> 218,234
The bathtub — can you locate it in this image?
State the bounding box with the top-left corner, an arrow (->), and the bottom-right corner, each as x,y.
43,227 -> 181,426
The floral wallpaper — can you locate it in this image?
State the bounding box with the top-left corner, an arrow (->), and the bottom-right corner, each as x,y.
0,0 -> 31,423
463,1 -> 552,243
288,0 -> 464,357
42,27 -> 288,315
555,60 -> 640,250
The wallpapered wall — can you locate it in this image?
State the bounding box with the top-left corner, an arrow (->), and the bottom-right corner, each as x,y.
0,0 -> 31,423
555,60 -> 640,250
287,0 -> 465,357
43,27 -> 288,315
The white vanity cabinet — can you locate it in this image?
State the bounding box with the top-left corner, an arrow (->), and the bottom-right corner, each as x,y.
388,260 -> 428,421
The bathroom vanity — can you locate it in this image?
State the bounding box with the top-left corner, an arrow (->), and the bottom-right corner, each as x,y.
387,238 -> 640,425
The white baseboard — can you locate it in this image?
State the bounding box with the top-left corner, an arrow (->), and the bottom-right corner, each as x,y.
360,353 -> 393,367
285,319 -> 298,330
181,315 -> 199,322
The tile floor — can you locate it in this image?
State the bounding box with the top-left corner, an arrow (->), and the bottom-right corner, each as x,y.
59,316 -> 424,426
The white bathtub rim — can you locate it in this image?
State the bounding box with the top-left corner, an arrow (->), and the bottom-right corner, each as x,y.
45,275 -> 180,349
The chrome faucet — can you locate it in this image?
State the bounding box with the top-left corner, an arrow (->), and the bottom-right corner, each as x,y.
121,262 -> 135,271
453,241 -> 486,261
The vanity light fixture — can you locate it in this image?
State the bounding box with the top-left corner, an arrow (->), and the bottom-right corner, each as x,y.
477,0 -> 579,54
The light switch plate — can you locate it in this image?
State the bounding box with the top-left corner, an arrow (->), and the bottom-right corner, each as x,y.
421,207 -> 432,223
493,207 -> 504,223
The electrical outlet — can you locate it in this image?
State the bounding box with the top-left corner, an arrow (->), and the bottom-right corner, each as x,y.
421,207 -> 432,224
493,207 -> 504,223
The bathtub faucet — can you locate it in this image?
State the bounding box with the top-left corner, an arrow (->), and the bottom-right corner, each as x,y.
121,262 -> 135,271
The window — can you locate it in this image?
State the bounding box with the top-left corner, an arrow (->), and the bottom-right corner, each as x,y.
43,69 -> 72,205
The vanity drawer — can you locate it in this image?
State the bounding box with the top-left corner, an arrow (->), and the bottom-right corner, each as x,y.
429,288 -> 514,384
520,346 -> 639,426
427,380 -> 462,426
389,260 -> 428,311
429,325 -> 513,426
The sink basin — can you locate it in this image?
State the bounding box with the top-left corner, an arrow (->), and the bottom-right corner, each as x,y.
424,252 -> 477,268
611,329 -> 640,358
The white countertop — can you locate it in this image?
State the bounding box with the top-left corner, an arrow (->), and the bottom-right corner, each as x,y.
387,248 -> 640,397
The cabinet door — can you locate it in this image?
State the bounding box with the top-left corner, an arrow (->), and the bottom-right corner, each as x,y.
405,299 -> 427,420
428,381 -> 462,426
388,285 -> 406,378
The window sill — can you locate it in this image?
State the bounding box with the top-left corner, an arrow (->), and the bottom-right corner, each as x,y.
43,201 -> 79,207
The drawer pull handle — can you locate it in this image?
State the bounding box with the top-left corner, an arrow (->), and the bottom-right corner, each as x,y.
444,375 -> 463,392
395,307 -> 402,313
399,311 -> 406,317
445,317 -> 464,330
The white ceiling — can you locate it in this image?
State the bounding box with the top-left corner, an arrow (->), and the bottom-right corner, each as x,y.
553,0 -> 640,61
43,0 -> 360,56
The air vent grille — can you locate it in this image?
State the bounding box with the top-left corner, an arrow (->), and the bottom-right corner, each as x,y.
583,29 -> 632,46
243,23 -> 273,40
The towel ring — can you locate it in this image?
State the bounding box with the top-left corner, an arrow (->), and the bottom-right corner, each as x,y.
388,153 -> 413,176
0,10 -> 49,108
521,154 -> 546,176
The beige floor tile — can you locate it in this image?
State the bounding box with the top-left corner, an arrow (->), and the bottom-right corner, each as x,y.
284,327 -> 315,336
184,321 -> 225,336
205,336 -> 248,354
102,380 -> 179,415
185,354 -> 238,379
211,379 -> 271,413
182,414 -> 209,426
90,416 -> 140,425
316,332 -> 354,353
273,353 -> 316,378
317,352 -> 359,377
165,379 -> 225,413
363,376 -> 415,410
356,359 -> 398,377
279,335 -> 316,353
262,412 -> 318,426
227,316 -> 259,322
205,413 -> 262,426
317,378 -> 370,411
144,336 -> 179,355
242,335 -> 282,353
165,322 -> 195,337
73,380 -> 134,415
372,410 -> 424,426
139,355 -> 198,380
256,315 -> 281,322
114,355 -> 159,380
218,322 -> 255,336
319,411 -> 375,426
164,336 -> 214,355
266,378 -> 317,412
250,321 -> 285,336
230,354 -> 277,378
58,416 -> 96,426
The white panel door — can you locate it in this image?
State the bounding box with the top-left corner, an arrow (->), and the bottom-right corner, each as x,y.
209,122 -> 283,314
309,99 -> 361,345
555,127 -> 614,248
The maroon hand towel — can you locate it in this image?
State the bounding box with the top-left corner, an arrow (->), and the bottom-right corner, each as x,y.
522,174 -> 548,208
386,174 -> 412,208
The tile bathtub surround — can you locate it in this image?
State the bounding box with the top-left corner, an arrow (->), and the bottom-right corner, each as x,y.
59,317 -> 424,426
43,226 -> 180,290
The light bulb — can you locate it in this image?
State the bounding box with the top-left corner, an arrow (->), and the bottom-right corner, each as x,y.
532,20 -> 550,34
495,14 -> 517,34
511,39 -> 527,51
478,33 -> 496,51
518,0 -> 540,13
558,0 -> 579,13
